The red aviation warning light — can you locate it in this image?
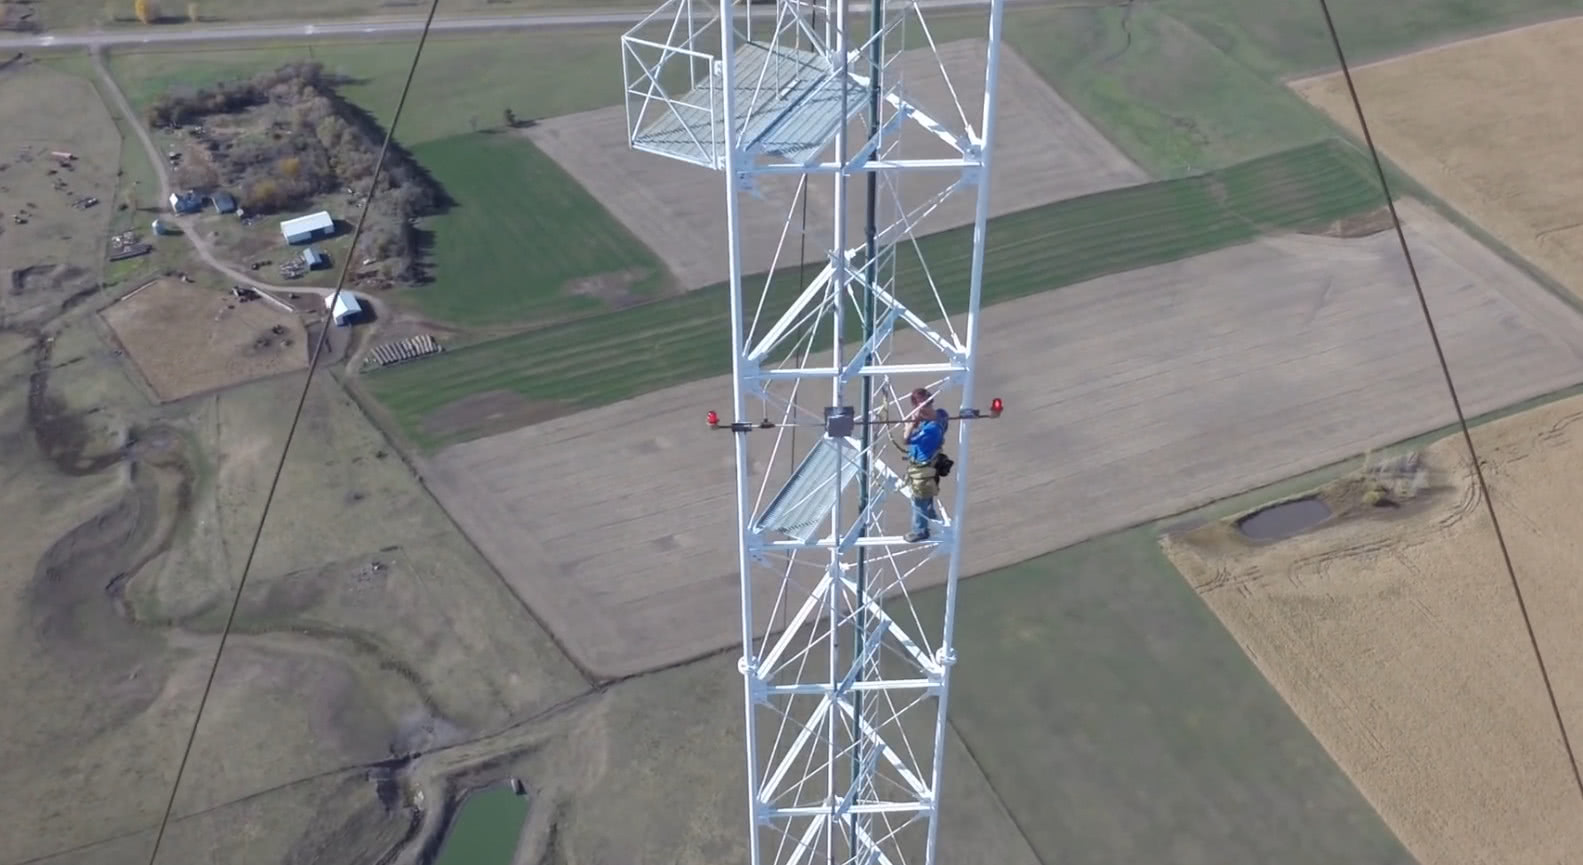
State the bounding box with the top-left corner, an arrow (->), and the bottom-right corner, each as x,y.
990,398 -> 1003,417
706,410 -> 719,428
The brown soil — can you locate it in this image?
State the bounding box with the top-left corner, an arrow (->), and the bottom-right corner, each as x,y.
101,277 -> 309,402
1293,16 -> 1583,300
1161,394 -> 1583,865
1302,205 -> 1396,239
562,266 -> 653,310
419,388 -> 571,442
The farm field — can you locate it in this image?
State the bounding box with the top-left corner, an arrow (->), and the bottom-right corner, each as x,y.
0,61 -> 121,331
408,133 -> 671,326
1,306 -> 585,862
367,139 -> 1383,448
915,525 -> 1414,865
107,27 -> 705,146
101,277 -> 309,401
1162,393 -> 1583,865
1293,15 -> 1583,302
416,198 -> 1583,678
23,0 -> 651,34
1162,0 -> 1583,78
529,38 -> 1149,289
298,467 -> 1421,864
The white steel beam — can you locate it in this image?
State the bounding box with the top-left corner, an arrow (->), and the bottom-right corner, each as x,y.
922,1 -> 1003,863
717,5 -> 767,865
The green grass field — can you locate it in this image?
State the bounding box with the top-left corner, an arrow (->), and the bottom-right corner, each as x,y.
38,0 -> 652,34
408,133 -> 669,326
999,4 -> 1336,176
366,139 -> 1383,449
901,522 -> 1414,865
107,30 -> 631,146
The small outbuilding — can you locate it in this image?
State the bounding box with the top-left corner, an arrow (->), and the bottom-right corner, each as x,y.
151,217 -> 176,235
211,191 -> 237,214
326,292 -> 363,327
281,210 -> 335,244
168,191 -> 202,214
300,246 -> 327,269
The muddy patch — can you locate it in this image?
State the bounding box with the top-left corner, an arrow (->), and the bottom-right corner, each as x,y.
1237,497 -> 1332,541
9,263 -> 89,296
562,267 -> 657,310
420,389 -> 572,445
1303,205 -> 1395,239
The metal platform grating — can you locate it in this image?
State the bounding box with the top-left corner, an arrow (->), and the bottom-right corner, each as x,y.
753,435 -> 864,543
632,41 -> 869,170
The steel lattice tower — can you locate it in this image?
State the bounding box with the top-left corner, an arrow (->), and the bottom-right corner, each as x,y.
621,0 -> 1005,861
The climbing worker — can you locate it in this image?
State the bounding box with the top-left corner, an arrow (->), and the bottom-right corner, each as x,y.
897,387 -> 950,542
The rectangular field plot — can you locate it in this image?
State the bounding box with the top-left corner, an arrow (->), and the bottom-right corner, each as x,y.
927,528 -> 1415,865
369,140 -> 1383,448
420,200 -> 1583,677
528,39 -> 1148,290
1292,15 -> 1583,300
102,278 -> 309,402
1163,394 -> 1583,865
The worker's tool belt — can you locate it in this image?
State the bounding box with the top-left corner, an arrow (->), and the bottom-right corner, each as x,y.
906,452 -> 951,499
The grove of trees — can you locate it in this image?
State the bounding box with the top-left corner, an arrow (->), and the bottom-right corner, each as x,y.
146,62 -> 444,282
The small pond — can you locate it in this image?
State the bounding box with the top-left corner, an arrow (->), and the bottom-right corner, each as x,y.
1237,497 -> 1332,541
433,784 -> 528,865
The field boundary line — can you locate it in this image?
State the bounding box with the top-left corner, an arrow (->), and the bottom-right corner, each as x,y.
1286,12 -> 1583,88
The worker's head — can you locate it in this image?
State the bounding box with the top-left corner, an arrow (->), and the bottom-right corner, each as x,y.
909,387 -> 933,415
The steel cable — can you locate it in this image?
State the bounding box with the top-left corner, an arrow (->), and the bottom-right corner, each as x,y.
1314,0 -> 1583,806
140,0 -> 445,860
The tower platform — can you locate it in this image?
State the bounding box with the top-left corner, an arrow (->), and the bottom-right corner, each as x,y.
627,41 -> 869,171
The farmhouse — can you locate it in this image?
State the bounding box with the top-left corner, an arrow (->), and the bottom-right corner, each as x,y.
327,292 -> 363,326
211,191 -> 237,214
168,191 -> 202,214
280,210 -> 334,244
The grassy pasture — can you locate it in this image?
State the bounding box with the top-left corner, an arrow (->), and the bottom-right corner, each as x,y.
408,133 -> 669,326
34,0 -> 652,35
366,139 -> 1382,449
908,524 -> 1415,865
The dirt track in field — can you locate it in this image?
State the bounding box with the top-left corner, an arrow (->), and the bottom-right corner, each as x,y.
421,199 -> 1583,678
1292,15 -> 1583,301
527,38 -> 1148,289
1161,394 -> 1583,865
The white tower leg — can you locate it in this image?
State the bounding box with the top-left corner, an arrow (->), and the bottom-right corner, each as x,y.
621,1 -> 1005,861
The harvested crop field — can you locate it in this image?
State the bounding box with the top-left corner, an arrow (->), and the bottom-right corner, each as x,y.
371,140 -> 1385,448
101,278 -> 308,402
420,199 -> 1583,677
527,38 -> 1148,289
1160,393 -> 1583,865
1292,15 -> 1583,300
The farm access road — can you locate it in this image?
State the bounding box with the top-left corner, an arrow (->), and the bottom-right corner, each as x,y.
0,0 -> 1038,49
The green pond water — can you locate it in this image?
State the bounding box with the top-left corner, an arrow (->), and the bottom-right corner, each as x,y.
433,785 -> 528,865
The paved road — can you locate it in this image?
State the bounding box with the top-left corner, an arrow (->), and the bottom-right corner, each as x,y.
0,0 -> 1031,50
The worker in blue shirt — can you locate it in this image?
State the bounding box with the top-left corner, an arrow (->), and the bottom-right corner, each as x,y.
898,387 -> 950,542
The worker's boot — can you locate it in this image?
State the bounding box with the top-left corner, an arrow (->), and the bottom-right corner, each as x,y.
904,530 -> 930,543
